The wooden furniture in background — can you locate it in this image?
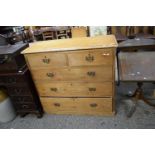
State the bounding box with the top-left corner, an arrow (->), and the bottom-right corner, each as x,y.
71,27 -> 87,38
0,43 -> 43,117
118,38 -> 155,117
42,30 -> 54,40
110,26 -> 128,42
22,35 -> 117,116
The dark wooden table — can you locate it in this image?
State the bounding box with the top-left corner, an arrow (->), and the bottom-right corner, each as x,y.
117,38 -> 155,117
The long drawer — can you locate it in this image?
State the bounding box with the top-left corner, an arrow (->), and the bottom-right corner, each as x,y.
40,97 -> 113,115
31,66 -> 113,82
36,82 -> 113,97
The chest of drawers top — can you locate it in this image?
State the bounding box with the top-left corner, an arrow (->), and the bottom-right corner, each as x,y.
22,35 -> 117,54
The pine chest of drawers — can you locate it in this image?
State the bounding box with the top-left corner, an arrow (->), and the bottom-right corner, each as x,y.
22,35 -> 117,115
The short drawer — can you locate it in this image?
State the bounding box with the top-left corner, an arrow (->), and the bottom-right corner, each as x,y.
36,82 -> 113,97
7,86 -> 31,96
31,66 -> 113,82
13,103 -> 36,111
10,96 -> 34,103
25,52 -> 67,69
40,97 -> 113,115
67,48 -> 114,66
0,76 -> 25,85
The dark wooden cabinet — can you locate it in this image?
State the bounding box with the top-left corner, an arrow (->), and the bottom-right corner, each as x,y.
0,43 -> 43,118
0,43 -> 29,73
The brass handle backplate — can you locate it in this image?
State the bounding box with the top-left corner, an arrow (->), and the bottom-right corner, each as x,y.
89,88 -> 96,91
90,103 -> 97,107
42,56 -> 50,64
50,88 -> 57,92
54,103 -> 60,107
87,71 -> 96,76
47,72 -> 54,78
85,54 -> 94,62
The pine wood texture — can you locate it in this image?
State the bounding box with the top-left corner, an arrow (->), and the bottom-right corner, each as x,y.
22,35 -> 117,53
22,35 -> 117,116
71,27 -> 87,38
35,82 -> 113,97
40,97 -> 113,115
31,66 -> 113,82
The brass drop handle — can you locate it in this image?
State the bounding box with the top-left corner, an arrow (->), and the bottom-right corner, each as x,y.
42,56 -> 50,64
85,54 -> 94,62
87,71 -> 96,76
90,103 -> 97,107
54,103 -> 61,107
47,72 -> 54,78
89,88 -> 96,91
50,88 -> 57,92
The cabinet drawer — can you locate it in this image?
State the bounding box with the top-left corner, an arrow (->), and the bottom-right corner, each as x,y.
7,86 -> 31,96
0,76 -> 25,85
36,82 -> 113,97
67,49 -> 114,66
10,96 -> 34,103
14,103 -> 36,111
25,52 -> 67,69
32,66 -> 113,82
40,97 -> 113,115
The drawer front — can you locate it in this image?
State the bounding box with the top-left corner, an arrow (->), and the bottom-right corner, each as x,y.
36,82 -> 113,97
67,49 -> 114,66
7,86 -> 31,96
10,96 -> 34,103
40,97 -> 113,115
32,66 -> 113,82
26,53 -> 67,69
0,76 -> 25,85
14,103 -> 36,111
